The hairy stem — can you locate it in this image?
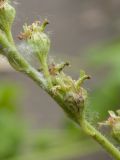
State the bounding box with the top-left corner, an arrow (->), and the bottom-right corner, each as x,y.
50,91 -> 120,159
2,43 -> 120,159
1,34 -> 120,159
0,42 -> 46,89
40,58 -> 52,89
8,48 -> 47,88
0,2 -> 120,157
79,118 -> 120,160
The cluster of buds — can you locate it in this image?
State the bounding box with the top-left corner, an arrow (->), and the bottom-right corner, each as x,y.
100,110 -> 120,142
48,62 -> 90,122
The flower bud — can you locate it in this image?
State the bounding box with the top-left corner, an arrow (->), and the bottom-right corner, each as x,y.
110,110 -> 120,142
100,110 -> 120,142
0,0 -> 15,35
18,20 -> 50,66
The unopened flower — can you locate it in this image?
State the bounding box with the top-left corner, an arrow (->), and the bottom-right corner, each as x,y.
100,110 -> 120,142
0,0 -> 15,35
18,20 -> 50,66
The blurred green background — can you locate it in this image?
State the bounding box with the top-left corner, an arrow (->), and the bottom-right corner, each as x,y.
0,0 -> 120,159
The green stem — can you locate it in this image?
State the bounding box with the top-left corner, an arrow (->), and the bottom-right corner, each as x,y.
6,30 -> 14,44
8,49 -> 47,89
37,53 -> 52,89
53,94 -> 120,159
79,119 -> 120,160
0,35 -> 46,89
41,60 -> 52,89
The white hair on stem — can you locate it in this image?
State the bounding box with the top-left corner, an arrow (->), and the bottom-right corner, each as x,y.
17,42 -> 40,68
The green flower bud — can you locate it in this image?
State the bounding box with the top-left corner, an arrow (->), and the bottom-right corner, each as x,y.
110,110 -> 120,142
18,20 -> 52,88
100,110 -> 120,142
18,20 -> 50,66
112,121 -> 120,142
0,0 -> 15,36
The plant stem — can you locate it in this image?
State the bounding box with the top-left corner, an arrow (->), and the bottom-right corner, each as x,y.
79,119 -> 120,160
2,39 -> 120,159
40,59 -> 52,89
53,94 -> 120,159
7,48 -> 47,88
1,23 -> 120,160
